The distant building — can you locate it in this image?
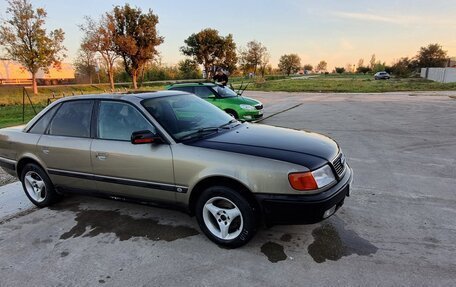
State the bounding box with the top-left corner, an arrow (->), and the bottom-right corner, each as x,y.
447,57 -> 456,67
0,59 -> 75,85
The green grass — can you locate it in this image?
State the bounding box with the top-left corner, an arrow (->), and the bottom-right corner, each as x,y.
245,74 -> 456,93
0,104 -> 46,128
0,83 -> 167,128
1,74 -> 455,128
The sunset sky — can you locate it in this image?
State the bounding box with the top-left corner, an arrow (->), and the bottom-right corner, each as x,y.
1,0 -> 455,69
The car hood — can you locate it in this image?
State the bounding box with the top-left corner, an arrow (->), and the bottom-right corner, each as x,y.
188,123 -> 339,170
222,96 -> 261,106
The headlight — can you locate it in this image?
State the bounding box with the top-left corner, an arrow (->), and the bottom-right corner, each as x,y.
240,104 -> 255,110
311,164 -> 336,188
288,164 -> 336,191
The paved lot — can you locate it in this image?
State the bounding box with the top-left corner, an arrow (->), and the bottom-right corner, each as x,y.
1,91 -> 456,286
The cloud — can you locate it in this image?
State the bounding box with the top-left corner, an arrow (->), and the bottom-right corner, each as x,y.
340,39 -> 355,51
331,11 -> 415,24
331,11 -> 456,26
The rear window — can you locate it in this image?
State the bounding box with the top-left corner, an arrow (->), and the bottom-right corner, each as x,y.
47,100 -> 94,138
171,86 -> 194,94
28,104 -> 60,134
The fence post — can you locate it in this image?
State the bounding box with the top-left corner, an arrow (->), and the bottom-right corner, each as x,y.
22,87 -> 25,123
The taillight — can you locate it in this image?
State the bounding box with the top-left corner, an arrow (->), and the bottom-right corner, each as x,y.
288,172 -> 318,191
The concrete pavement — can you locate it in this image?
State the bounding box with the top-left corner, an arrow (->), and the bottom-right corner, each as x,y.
1,91 -> 455,286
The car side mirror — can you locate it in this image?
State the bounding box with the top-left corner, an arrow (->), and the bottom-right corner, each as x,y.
131,130 -> 162,144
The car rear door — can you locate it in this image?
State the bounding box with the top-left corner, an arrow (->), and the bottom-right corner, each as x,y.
90,100 -> 176,203
37,100 -> 96,191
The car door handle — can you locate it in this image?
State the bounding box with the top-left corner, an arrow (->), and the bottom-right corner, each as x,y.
95,152 -> 108,160
42,147 -> 50,154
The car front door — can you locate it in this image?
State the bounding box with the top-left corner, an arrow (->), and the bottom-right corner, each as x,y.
37,100 -> 96,191
90,100 -> 175,203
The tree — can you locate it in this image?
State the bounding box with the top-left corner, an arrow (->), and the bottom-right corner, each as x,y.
178,59 -> 201,79
74,43 -> 97,84
369,54 -> 376,69
181,28 -> 237,79
80,15 -> 119,90
371,61 -> 387,73
258,51 -> 270,77
416,43 -> 448,68
303,64 -> 313,73
278,54 -> 301,76
357,58 -> 364,69
238,40 -> 268,75
335,67 -> 345,74
109,4 -> 164,89
316,60 -> 328,73
0,0 -> 66,94
357,66 -> 371,74
391,57 -> 416,77
345,63 -> 354,73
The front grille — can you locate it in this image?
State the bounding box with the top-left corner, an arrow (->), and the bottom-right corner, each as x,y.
255,105 -> 263,110
332,153 -> 346,177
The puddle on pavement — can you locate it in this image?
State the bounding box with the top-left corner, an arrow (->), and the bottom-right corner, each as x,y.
280,233 -> 292,242
308,217 -> 378,263
53,199 -> 199,242
261,241 -> 287,263
60,209 -> 199,242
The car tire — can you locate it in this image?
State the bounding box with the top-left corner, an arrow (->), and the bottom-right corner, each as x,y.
225,110 -> 238,119
195,185 -> 257,248
20,163 -> 60,208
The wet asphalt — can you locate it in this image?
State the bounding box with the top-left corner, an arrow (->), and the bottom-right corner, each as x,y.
0,91 -> 455,286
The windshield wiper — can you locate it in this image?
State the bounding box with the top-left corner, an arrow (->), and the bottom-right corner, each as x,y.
179,120 -> 239,141
218,119 -> 238,129
179,127 -> 221,141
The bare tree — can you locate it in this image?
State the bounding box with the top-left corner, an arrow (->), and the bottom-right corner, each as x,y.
80,15 -> 119,90
369,54 -> 376,69
0,0 -> 66,94
74,43 -> 97,84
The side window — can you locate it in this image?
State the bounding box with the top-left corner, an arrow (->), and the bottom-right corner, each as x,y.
194,86 -> 216,99
48,100 -> 93,138
171,86 -> 194,94
98,101 -> 156,141
29,103 -> 60,134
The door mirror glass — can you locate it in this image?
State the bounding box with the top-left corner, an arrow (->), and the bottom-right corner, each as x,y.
131,130 -> 161,144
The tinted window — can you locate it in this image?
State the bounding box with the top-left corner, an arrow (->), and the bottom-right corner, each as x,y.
171,86 -> 194,94
29,103 -> 60,134
98,101 -> 156,141
48,100 -> 93,138
194,86 -> 216,99
142,94 -> 233,141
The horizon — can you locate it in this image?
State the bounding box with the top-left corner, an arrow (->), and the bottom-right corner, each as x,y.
0,0 -> 455,70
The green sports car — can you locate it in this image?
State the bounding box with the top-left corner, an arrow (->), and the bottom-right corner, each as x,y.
166,82 -> 263,121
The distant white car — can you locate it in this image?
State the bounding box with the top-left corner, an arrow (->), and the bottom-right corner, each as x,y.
374,71 -> 390,80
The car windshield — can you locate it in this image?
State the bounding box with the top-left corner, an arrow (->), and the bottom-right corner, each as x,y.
213,85 -> 238,98
142,94 -> 236,141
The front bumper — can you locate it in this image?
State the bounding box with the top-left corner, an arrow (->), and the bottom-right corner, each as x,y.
239,109 -> 263,121
254,166 -> 353,225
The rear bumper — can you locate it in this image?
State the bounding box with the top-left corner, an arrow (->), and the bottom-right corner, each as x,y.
255,166 -> 353,225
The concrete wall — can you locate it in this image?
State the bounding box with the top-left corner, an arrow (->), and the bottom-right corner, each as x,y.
421,67 -> 456,83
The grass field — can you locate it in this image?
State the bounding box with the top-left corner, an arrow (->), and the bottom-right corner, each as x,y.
246,74 -> 456,93
1,74 -> 456,128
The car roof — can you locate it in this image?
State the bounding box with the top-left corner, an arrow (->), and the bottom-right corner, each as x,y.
168,82 -> 216,88
54,90 -> 186,103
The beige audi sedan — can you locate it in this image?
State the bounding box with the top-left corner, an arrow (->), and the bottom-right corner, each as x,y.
0,91 -> 352,247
